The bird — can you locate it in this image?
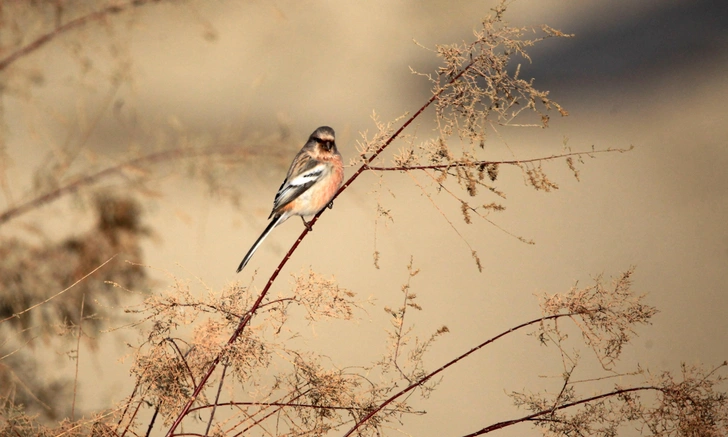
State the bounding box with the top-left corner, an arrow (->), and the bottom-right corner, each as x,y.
236,126 -> 344,273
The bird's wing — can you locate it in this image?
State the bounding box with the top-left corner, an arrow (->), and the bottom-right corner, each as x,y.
270,155 -> 327,216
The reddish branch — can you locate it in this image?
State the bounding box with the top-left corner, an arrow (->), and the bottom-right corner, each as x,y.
0,0 -> 162,72
364,148 -> 628,172
229,390 -> 310,437
164,58 -> 480,437
187,400 -> 412,415
203,365 -> 227,436
461,385 -> 660,436
116,380 -> 141,437
342,313 -> 576,436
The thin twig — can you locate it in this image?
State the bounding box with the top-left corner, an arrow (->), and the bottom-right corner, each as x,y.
141,346 -> 197,437
71,293 -> 86,421
549,362 -> 576,415
342,313 -> 576,436
461,386 -> 661,436
229,390 -> 310,437
165,338 -> 198,387
116,381 -> 141,435
53,405 -> 128,437
123,399 -> 144,436
0,146 -> 252,227
204,365 -> 228,436
0,362 -> 53,411
190,399 -> 417,415
0,0 -> 161,72
364,147 -> 630,172
0,255 -> 116,325
392,260 -> 416,382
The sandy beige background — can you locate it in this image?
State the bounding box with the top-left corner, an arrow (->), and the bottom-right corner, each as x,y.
2,1 -> 727,436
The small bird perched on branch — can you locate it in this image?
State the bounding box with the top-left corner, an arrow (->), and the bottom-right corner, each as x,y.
236,126 -> 344,273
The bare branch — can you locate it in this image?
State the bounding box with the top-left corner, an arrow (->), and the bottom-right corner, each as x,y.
0,146 -> 250,227
0,0 -> 162,72
364,147 -> 631,172
0,255 -> 116,325
203,365 -> 227,436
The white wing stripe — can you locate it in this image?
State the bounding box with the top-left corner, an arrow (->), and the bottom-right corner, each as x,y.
287,164 -> 326,187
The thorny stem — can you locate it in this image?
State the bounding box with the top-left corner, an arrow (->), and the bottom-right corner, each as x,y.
0,0 -> 161,72
144,406 -> 160,437
164,58 -> 479,437
342,313 -> 576,436
461,386 -> 660,436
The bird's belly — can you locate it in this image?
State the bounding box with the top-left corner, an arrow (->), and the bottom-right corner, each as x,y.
289,180 -> 336,217
291,190 -> 321,216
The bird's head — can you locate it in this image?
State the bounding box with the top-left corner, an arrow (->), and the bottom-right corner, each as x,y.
309,126 -> 337,153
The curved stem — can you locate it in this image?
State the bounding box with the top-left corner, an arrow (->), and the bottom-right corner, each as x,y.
0,1 -> 159,72
462,386 -> 660,436
364,147 -> 629,172
342,313 -> 575,436
0,146 -> 254,226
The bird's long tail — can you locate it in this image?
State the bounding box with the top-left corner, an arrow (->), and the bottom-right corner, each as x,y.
236,214 -> 286,273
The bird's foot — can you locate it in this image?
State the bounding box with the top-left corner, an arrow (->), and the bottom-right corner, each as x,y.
301,216 -> 313,231
327,201 -> 334,210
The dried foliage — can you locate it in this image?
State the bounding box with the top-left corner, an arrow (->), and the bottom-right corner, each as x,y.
0,195 -> 148,421
118,269 -> 423,436
358,7 -> 630,269
1,195 -> 149,337
432,16 -> 569,144
465,272 -> 726,437
1,2 -> 726,437
538,268 -> 658,369
506,362 -> 728,437
380,257 -> 448,387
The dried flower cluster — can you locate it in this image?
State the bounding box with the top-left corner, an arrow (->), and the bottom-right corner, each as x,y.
117,268 -> 423,435
509,362 -> 728,437
539,267 -> 659,369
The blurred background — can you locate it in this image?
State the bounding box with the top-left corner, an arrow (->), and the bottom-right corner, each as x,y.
1,0 -> 727,435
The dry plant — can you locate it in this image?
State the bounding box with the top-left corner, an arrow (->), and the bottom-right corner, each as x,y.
1,1 -> 726,437
0,0 -> 297,427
